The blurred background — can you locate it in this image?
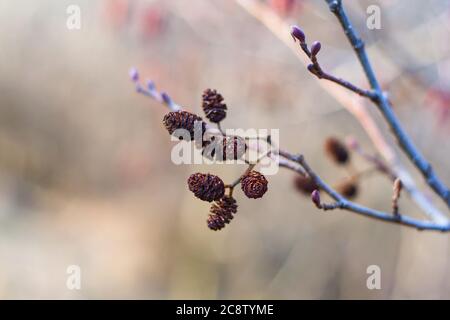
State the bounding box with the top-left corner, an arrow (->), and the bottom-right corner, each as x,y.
0,0 -> 449,299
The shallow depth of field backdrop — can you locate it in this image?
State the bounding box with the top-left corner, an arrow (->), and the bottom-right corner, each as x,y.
0,0 -> 449,299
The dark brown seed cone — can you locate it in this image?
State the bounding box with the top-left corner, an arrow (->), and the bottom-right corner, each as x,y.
210,196 -> 237,221
336,181 -> 358,199
187,173 -> 225,202
221,136 -> 247,160
324,137 -> 349,165
163,111 -> 205,141
208,196 -> 238,231
241,170 -> 268,199
207,214 -> 226,231
200,135 -> 247,161
202,89 -> 227,123
294,175 -> 319,195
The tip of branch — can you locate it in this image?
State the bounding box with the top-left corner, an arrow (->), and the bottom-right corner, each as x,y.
129,67 -> 139,82
290,25 -> 305,43
161,92 -> 172,105
147,80 -> 156,91
311,41 -> 321,56
311,189 -> 321,208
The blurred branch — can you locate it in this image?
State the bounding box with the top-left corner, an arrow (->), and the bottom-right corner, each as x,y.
279,150 -> 450,232
234,0 -> 448,224
324,0 -> 449,208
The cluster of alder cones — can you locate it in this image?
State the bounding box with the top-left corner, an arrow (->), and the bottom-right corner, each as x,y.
162,89 -> 268,231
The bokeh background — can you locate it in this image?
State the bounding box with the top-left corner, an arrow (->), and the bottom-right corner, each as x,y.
0,0 -> 449,299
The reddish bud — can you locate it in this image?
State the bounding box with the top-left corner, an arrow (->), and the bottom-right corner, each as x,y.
290,25 -> 305,43
311,189 -> 321,208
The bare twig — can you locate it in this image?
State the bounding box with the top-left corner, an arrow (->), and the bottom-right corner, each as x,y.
279,151 -> 450,232
324,0 -> 449,208
233,0 -> 447,224
291,26 -> 376,100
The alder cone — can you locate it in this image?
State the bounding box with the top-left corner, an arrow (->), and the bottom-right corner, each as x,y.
202,89 -> 227,123
324,137 -> 349,164
241,171 -> 268,199
163,111 -> 205,140
207,214 -> 226,231
202,135 -> 247,161
294,175 -> 318,195
187,173 -> 225,202
337,181 -> 358,199
221,136 -> 247,160
208,196 -> 238,231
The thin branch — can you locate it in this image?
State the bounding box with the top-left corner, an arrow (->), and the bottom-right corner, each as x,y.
291,27 -> 376,100
324,0 -> 450,208
278,151 -> 450,232
234,0 -> 447,224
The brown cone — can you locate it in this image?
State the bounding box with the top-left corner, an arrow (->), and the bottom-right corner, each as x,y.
188,173 -> 225,202
208,196 -> 238,231
202,89 -> 227,123
337,181 -> 358,199
207,214 -> 226,231
324,137 -> 349,164
163,110 -> 205,141
202,135 -> 247,161
241,171 -> 268,199
294,175 -> 319,195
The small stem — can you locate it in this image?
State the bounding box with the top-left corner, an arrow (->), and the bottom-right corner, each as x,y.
217,122 -> 225,136
226,163 -> 256,191
306,55 -> 376,100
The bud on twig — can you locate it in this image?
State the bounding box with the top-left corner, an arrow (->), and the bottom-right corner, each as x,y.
310,41 -> 321,56
129,67 -> 139,82
290,25 -> 305,43
161,92 -> 172,105
146,80 -> 156,91
188,173 -> 225,202
311,189 -> 321,208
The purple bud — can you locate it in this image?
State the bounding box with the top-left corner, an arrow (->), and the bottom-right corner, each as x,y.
311,41 -> 321,56
311,189 -> 321,208
147,80 -> 156,91
135,84 -> 144,93
290,25 -> 305,43
161,92 -> 171,105
129,67 -> 139,82
307,64 -> 315,73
